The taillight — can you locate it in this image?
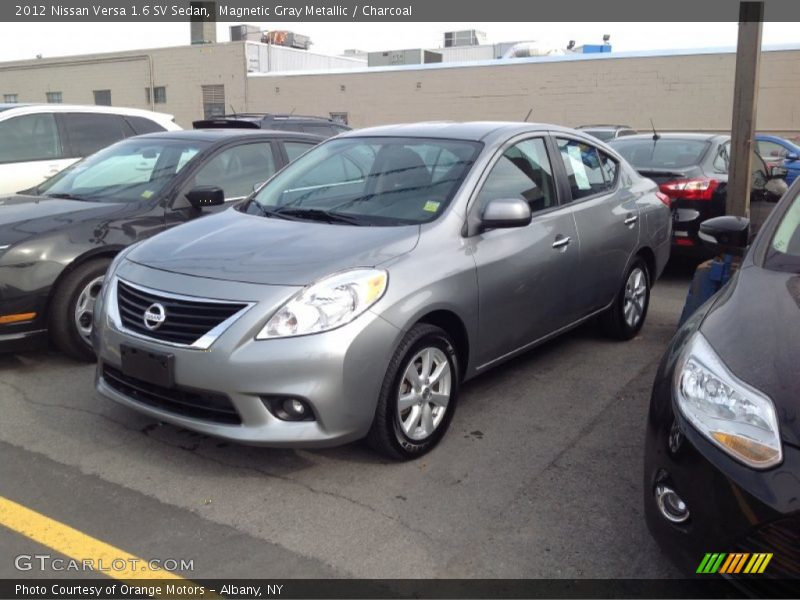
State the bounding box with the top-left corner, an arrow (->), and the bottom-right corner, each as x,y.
655,191 -> 671,207
658,178 -> 719,201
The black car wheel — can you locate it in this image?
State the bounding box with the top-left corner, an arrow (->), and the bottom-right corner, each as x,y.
601,257 -> 650,340
49,258 -> 111,361
367,323 -> 459,460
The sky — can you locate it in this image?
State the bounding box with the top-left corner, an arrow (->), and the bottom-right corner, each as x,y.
0,22 -> 798,61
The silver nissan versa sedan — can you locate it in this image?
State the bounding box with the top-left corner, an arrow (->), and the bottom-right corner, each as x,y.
93,122 -> 671,459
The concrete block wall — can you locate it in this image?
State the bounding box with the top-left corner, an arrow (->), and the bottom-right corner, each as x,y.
245,49 -> 800,134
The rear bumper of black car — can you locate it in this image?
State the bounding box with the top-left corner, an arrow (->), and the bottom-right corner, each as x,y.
644,357 -> 800,583
670,200 -> 722,256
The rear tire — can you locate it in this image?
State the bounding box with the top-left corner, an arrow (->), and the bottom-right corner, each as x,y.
49,258 -> 111,362
601,257 -> 650,340
366,324 -> 459,460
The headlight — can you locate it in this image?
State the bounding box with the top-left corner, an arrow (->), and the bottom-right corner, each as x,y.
256,268 -> 388,339
675,333 -> 782,469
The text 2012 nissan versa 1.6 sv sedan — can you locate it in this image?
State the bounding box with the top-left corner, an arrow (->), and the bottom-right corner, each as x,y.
94,122 -> 671,459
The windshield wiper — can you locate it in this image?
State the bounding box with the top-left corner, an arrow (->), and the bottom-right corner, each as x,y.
45,192 -> 89,201
269,207 -> 366,226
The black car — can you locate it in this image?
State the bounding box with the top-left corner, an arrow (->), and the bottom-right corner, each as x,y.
644,180 -> 800,588
193,113 -> 351,139
609,133 -> 788,256
576,124 -> 637,141
0,128 -> 323,360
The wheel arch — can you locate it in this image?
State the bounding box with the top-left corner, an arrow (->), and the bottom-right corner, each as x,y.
415,309 -> 470,381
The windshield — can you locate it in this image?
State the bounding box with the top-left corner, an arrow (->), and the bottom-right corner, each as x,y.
765,189 -> 800,272
581,129 -> 615,142
609,138 -> 711,170
246,136 -> 482,226
36,137 -> 207,202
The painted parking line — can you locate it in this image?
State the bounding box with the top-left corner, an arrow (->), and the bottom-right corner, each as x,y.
0,495 -> 185,580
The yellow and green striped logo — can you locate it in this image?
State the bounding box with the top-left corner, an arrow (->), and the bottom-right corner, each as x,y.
697,552 -> 773,574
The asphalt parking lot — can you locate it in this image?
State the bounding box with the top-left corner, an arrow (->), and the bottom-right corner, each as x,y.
0,262 -> 695,580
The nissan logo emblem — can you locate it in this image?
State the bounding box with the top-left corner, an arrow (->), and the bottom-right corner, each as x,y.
143,303 -> 166,330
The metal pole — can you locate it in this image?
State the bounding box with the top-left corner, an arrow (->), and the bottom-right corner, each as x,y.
726,1 -> 764,218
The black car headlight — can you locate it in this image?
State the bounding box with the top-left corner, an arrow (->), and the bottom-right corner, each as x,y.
674,332 -> 782,469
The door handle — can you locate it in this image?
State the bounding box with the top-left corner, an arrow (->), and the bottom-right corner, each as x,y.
624,215 -> 638,226
552,236 -> 571,249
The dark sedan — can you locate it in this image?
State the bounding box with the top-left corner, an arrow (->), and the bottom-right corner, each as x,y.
644,179 -> 800,588
0,128 -> 322,360
609,133 -> 787,257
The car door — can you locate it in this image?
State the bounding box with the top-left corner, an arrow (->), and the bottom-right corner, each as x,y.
469,135 -> 580,368
166,139 -> 281,227
552,136 -> 639,316
0,112 -> 70,194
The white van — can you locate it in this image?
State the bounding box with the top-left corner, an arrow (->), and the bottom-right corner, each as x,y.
0,104 -> 180,195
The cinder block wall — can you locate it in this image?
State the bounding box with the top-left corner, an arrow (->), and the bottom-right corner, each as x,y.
246,49 -> 800,134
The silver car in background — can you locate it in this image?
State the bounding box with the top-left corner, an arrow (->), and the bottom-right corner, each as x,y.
93,122 -> 671,460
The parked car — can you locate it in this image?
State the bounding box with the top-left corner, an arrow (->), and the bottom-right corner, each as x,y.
0,103 -> 179,195
93,122 -> 671,459
193,113 -> 351,138
609,133 -> 788,256
644,178 -> 800,585
576,124 -> 637,141
0,128 -> 323,360
755,134 -> 800,185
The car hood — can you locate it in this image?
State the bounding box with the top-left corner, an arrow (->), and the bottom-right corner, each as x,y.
701,265 -> 800,448
126,207 -> 421,286
0,194 -> 123,246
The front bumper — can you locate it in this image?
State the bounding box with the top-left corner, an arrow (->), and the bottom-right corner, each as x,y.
644,360 -> 800,581
94,266 -> 403,448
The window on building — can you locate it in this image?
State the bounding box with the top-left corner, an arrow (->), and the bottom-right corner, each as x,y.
145,86 -> 167,104
46,91 -> 63,104
93,89 -> 112,106
3,94 -> 18,103
330,112 -> 349,125
476,137 -> 556,214
201,84 -> 225,119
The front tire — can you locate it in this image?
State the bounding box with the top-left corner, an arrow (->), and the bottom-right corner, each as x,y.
367,324 -> 459,460
49,258 -> 111,361
601,257 -> 650,340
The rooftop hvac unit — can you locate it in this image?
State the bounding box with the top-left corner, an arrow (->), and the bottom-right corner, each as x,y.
263,30 -> 312,50
230,24 -> 261,42
443,30 -> 486,48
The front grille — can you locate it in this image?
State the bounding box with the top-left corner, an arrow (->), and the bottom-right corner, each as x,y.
102,364 -> 241,424
117,280 -> 247,346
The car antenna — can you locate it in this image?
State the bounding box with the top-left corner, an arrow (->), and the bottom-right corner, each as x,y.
650,118 -> 660,141
523,108 -> 533,122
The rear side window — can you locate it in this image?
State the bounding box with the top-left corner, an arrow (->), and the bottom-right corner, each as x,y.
599,152 -> 619,185
125,116 -> 167,135
556,138 -> 609,200
713,142 -> 730,173
284,141 -> 316,162
0,113 -> 61,163
61,113 -> 128,157
477,137 -> 556,214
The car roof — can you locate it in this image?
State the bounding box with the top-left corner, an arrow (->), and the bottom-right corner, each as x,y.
130,128 -> 325,143
577,124 -> 633,130
610,132 -> 729,142
338,121 -> 587,142
0,102 -> 174,120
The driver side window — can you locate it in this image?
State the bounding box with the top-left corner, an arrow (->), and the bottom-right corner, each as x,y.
191,142 -> 276,200
476,138 -> 556,215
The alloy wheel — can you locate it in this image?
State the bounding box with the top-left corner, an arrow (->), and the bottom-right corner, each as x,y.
623,267 -> 647,329
73,275 -> 105,346
396,347 -> 452,441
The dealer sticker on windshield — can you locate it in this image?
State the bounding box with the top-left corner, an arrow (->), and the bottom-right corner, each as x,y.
423,201 -> 441,213
141,190 -> 154,199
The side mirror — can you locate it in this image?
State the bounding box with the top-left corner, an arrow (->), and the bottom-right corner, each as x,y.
787,152 -> 799,162
186,186 -> 225,210
481,198 -> 532,230
770,165 -> 789,179
698,216 -> 750,256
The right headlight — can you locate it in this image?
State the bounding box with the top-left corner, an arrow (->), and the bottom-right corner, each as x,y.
675,332 -> 782,469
